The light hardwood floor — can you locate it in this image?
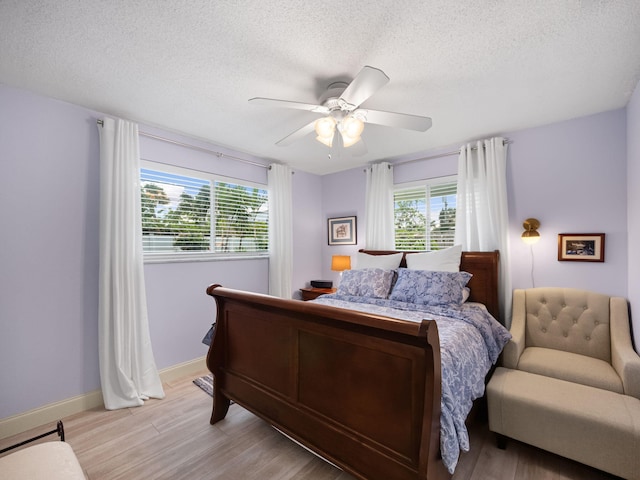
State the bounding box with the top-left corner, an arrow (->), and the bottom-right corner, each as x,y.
0,371 -> 622,480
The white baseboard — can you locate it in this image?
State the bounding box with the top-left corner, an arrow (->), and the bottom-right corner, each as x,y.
0,356 -> 207,441
158,356 -> 207,384
0,390 -> 104,441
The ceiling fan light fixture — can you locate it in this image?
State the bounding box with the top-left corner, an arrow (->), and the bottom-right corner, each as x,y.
316,134 -> 334,147
340,132 -> 361,147
314,116 -> 336,138
336,115 -> 364,148
341,116 -> 365,138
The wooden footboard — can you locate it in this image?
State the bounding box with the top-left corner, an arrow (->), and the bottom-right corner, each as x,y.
206,285 -> 451,480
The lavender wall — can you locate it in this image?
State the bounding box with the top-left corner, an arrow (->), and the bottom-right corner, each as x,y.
0,86 -> 101,418
320,168 -> 366,284
507,109 -> 628,297
393,146 -> 459,185
321,109 -> 629,324
0,85 -> 323,419
627,80 -> 640,348
292,170 -> 325,297
144,258 -> 269,369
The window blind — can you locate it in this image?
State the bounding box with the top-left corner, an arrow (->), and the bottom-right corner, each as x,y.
140,166 -> 268,255
393,179 -> 457,251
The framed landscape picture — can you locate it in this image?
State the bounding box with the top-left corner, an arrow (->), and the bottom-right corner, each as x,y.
558,233 -> 605,262
328,216 -> 357,245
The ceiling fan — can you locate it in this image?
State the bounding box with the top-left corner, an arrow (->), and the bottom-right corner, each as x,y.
249,66 -> 432,154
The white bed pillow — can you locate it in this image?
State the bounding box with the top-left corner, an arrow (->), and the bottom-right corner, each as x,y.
355,252 -> 403,270
405,245 -> 462,272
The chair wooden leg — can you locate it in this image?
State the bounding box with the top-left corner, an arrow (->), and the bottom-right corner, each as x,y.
496,433 -> 508,450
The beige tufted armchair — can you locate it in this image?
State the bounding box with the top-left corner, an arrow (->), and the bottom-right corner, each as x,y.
487,287 -> 640,479
503,287 -> 640,395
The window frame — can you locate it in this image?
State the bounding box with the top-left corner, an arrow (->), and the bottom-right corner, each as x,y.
393,175 -> 457,252
140,160 -> 269,264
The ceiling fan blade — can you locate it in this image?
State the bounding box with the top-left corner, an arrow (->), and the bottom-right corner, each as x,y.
249,97 -> 329,114
359,108 -> 432,131
339,66 -> 390,109
276,120 -> 317,146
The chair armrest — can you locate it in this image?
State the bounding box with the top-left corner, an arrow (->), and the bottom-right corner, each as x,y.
502,289 -> 526,368
610,297 -> 640,399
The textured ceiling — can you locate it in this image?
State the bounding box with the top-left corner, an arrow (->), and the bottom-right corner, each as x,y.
1,1 -> 640,175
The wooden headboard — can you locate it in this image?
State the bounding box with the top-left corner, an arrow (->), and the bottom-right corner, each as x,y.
359,249 -> 501,323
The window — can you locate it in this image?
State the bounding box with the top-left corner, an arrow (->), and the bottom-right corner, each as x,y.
140,162 -> 268,258
394,176 -> 457,251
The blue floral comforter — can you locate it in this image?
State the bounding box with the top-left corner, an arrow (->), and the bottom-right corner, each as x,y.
312,294 -> 511,474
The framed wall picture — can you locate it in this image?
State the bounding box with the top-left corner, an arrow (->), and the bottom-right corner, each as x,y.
558,233 -> 605,262
328,216 -> 357,245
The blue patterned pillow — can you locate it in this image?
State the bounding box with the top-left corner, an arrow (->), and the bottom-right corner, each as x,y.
389,269 -> 472,306
337,268 -> 396,299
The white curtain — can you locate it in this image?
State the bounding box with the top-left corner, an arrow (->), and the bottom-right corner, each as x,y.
98,117 -> 165,410
268,163 -> 293,298
455,137 -> 512,326
365,162 -> 395,249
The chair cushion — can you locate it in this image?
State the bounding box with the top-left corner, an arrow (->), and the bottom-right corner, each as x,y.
524,288 -> 611,362
517,346 -> 624,393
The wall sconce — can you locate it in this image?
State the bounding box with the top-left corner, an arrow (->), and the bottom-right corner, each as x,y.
521,218 -> 541,244
331,255 -> 351,273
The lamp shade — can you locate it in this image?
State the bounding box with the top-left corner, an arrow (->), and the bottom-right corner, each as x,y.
331,255 -> 351,271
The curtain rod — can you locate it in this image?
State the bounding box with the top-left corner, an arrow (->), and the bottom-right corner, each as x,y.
363,138 -> 512,171
96,119 -> 269,169
392,138 -> 512,168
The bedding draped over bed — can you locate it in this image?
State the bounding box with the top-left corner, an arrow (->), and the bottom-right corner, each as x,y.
313,294 -> 511,473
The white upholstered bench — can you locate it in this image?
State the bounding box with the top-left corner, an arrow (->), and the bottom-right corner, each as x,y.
0,442 -> 85,479
488,367 -> 640,479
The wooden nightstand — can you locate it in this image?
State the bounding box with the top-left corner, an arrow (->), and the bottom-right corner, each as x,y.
300,287 -> 336,301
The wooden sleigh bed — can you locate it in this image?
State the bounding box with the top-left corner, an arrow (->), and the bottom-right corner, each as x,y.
205,250 -> 500,480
